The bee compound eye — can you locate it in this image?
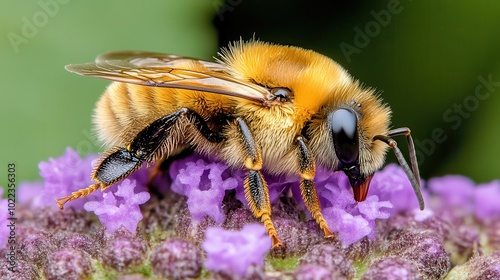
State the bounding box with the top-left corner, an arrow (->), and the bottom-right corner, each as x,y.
328,108 -> 359,166
270,88 -> 291,101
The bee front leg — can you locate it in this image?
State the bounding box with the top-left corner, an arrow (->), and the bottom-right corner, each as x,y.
296,136 -> 334,239
235,118 -> 282,249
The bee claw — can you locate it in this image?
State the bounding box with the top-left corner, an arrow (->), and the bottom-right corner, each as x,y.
323,228 -> 335,239
271,235 -> 283,250
55,196 -> 71,210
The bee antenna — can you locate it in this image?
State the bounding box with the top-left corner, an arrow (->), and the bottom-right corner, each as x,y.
373,127 -> 425,210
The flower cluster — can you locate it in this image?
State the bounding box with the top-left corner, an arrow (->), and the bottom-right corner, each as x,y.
18,148 -> 151,235
5,148 -> 500,279
428,175 -> 500,224
169,156 -> 395,246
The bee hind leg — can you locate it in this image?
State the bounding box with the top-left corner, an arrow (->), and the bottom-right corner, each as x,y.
56,109 -> 197,210
55,183 -> 101,210
235,118 -> 283,249
56,147 -> 143,209
296,136 -> 334,239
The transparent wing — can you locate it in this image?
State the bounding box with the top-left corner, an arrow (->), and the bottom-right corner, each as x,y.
65,51 -> 271,103
95,51 -> 228,72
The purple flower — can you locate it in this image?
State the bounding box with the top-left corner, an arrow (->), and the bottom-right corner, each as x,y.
101,231 -> 148,272
84,179 -> 150,234
362,256 -> 420,280
370,164 -> 428,214
19,147 -> 98,210
18,231 -> 56,267
299,244 -> 355,279
0,259 -> 39,280
18,181 -> 43,207
427,175 -> 475,213
447,254 -> 500,279
386,230 -> 450,279
167,154 -> 392,246
169,155 -> 239,224
474,180 -> 500,224
150,238 -> 203,279
294,264 -> 336,280
202,224 -> 271,276
427,175 -> 500,225
44,249 -> 93,280
317,169 -> 393,246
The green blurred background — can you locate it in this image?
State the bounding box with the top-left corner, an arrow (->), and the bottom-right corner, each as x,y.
1,0 -> 499,186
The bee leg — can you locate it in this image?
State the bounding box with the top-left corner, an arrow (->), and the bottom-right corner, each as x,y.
236,118 -> 282,249
386,127 -> 421,188
55,183 -> 100,210
373,129 -> 425,210
296,136 -> 334,239
56,109 -> 192,210
56,147 -> 143,209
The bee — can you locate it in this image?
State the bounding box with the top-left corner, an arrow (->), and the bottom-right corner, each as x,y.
56,40 -> 424,248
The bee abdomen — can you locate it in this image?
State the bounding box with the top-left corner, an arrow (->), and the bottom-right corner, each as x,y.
93,82 -> 177,147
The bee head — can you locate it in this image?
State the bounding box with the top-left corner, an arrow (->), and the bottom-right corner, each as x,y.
327,108 -> 373,202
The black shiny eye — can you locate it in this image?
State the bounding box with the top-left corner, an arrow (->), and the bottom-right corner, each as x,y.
328,108 -> 359,166
270,88 -> 291,102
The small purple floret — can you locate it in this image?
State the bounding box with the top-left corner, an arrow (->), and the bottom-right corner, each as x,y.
427,175 -> 500,225
169,155 -> 239,224
19,147 -> 98,210
84,179 -> 150,234
370,164 -> 427,213
474,180 -> 500,223
317,168 -> 393,245
202,224 -> 271,276
428,175 -> 475,213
